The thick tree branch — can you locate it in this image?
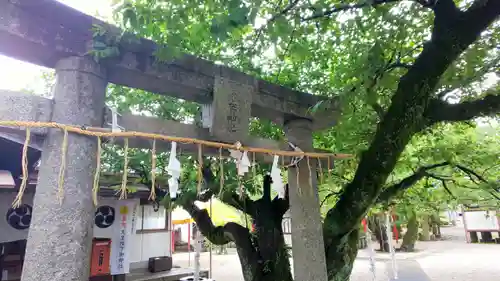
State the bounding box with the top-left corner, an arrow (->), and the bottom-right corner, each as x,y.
252,0 -> 300,44
302,0 -> 401,21
320,191 -> 342,207
220,191 -> 256,216
201,164 -> 256,216
426,92 -> 500,123
386,62 -> 412,71
272,184 -> 290,217
269,0 -> 301,23
432,0 -> 459,17
323,0 -> 500,239
454,164 -> 488,183
376,162 -> 450,203
182,201 -> 260,274
183,203 -> 249,245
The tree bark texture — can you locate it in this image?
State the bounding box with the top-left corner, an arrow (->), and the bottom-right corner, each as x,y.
321,1 -> 500,280
181,172 -> 293,281
419,215 -> 431,241
400,210 -> 418,252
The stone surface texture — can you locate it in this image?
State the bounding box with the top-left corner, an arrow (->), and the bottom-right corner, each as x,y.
20,56 -> 107,281
0,90 -> 53,135
211,66 -> 253,144
284,118 -> 328,281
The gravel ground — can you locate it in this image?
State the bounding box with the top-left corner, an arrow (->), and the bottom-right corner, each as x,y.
172,225 -> 500,281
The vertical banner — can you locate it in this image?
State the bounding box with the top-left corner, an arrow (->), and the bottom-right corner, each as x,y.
110,199 -> 138,275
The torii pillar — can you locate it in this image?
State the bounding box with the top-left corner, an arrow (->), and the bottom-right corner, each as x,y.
285,118 -> 328,281
21,57 -> 107,281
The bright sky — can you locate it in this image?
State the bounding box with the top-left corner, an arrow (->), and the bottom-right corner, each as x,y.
0,0 -> 113,95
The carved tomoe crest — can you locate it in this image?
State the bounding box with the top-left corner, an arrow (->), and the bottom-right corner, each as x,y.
94,205 -> 115,228
6,204 -> 33,230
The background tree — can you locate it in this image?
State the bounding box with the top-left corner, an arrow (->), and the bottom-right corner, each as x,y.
100,0 -> 500,280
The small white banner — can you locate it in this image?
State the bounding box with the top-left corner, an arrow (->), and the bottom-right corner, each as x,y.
110,199 -> 138,275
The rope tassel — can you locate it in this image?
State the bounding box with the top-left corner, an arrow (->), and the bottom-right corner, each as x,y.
120,138 -> 129,200
12,128 -> 31,208
149,139 -> 157,201
218,148 -> 224,198
92,136 -> 102,206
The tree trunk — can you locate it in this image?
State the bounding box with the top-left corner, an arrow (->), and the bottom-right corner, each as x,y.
419,215 -> 431,241
182,173 -> 293,281
251,200 -> 293,281
370,215 -> 390,252
400,210 -> 418,252
324,229 -> 360,281
431,213 -> 441,239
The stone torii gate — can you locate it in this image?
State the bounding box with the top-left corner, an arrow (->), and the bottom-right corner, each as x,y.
0,1 -> 341,281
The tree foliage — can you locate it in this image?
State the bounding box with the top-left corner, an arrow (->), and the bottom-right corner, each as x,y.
101,0 -> 500,280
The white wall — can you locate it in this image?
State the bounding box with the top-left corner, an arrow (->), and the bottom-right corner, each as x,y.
0,193 -> 171,263
130,230 -> 171,262
464,210 -> 500,231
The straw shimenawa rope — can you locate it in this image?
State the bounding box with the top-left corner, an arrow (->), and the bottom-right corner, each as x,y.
0,121 -> 350,159
12,128 -> 31,208
92,136 -> 102,206
120,138 -> 129,200
149,139 -> 157,201
57,129 -> 69,205
0,120 -> 352,204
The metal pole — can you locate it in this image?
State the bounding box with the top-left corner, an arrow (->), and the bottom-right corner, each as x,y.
194,226 -> 201,281
188,223 -> 191,267
209,198 -> 213,278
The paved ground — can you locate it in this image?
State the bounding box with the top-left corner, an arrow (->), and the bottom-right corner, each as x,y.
172,225 -> 500,281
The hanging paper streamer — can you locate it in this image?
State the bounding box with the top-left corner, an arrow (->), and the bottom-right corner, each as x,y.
364,217 -> 377,281
271,155 -> 285,197
167,142 -> 182,199
228,143 -> 251,176
386,212 -> 398,280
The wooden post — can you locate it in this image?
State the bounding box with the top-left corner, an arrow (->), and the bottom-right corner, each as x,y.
20,57 -> 107,281
284,118 -> 328,281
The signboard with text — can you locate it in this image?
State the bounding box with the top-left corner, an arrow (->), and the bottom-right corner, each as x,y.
109,199 -> 138,275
